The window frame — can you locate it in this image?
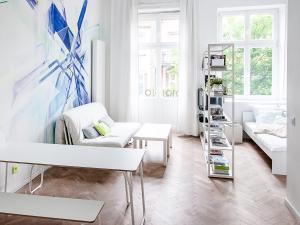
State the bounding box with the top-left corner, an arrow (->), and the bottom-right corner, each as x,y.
217,8 -> 281,101
138,12 -> 180,99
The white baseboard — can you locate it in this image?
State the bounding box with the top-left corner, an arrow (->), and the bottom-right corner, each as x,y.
6,166 -> 50,193
12,167 -> 49,193
285,198 -> 300,221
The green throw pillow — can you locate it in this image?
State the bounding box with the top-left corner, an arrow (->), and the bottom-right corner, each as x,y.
94,122 -> 111,136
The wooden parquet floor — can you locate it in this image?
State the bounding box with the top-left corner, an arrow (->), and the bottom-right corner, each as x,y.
0,135 -> 298,225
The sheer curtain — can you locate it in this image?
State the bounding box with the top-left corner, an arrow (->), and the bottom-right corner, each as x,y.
109,0 -> 139,122
177,0 -> 200,136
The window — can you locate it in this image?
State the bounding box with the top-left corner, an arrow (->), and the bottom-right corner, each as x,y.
138,13 -> 179,98
218,8 -> 285,99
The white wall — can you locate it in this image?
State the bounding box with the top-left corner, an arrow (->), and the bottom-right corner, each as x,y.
0,0 -> 104,193
286,0 -> 300,219
198,0 -> 287,124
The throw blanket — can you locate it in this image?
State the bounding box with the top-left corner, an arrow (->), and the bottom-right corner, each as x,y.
254,123 -> 287,138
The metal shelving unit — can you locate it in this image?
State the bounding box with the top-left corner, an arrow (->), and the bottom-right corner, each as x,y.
200,43 -> 235,180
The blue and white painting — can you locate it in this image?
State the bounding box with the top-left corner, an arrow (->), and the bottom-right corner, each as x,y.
0,0 -> 96,143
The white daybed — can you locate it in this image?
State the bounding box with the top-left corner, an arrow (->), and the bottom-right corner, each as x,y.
243,111 -> 287,175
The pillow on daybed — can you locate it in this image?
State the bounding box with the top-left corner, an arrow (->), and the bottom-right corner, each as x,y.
254,111 -> 287,138
252,105 -> 284,124
254,123 -> 287,138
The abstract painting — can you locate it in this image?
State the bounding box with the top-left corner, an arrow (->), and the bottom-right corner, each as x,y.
0,0 -> 92,143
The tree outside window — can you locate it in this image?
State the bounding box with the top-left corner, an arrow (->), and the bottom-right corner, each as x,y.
219,10 -> 278,97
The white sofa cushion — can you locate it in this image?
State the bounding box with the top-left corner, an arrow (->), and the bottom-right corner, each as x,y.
80,136 -> 127,148
109,123 -> 140,138
63,103 -> 108,145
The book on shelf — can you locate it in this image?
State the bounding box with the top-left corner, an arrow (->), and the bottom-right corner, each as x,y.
210,55 -> 226,68
208,124 -> 223,132
210,149 -> 223,156
210,134 -> 226,139
210,129 -> 223,133
210,155 -> 230,175
210,127 -> 223,133
210,123 -> 221,128
213,168 -> 230,175
210,105 -> 223,116
210,133 -> 224,138
211,115 -> 227,122
214,164 -> 229,171
210,155 -> 229,165
211,137 -> 229,147
212,142 -> 229,147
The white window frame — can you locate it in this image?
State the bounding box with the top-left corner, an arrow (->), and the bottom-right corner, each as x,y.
217,7 -> 285,101
138,12 -> 179,99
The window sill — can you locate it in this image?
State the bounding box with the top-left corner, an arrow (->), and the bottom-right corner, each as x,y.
225,97 -> 286,105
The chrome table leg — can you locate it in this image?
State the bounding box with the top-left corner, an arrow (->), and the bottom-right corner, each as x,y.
4,163 -> 8,192
126,172 -> 135,225
123,172 -> 130,209
140,162 -> 146,225
163,140 -> 168,166
29,165 -> 44,194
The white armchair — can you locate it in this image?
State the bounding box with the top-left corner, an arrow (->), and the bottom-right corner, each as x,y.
55,102 -> 141,148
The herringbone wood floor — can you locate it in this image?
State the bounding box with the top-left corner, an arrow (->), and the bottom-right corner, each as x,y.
0,135 -> 298,225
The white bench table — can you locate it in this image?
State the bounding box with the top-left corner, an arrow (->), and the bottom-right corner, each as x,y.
0,192 -> 104,223
0,142 -> 146,225
133,123 -> 172,166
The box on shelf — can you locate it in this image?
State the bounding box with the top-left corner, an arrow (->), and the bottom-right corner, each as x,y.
210,55 -> 226,67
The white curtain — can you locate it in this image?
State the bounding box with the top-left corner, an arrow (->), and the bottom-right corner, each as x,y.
177,0 -> 200,136
109,0 -> 139,122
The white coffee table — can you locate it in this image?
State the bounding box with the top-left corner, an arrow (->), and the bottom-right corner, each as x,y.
133,123 -> 172,166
